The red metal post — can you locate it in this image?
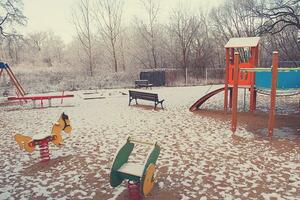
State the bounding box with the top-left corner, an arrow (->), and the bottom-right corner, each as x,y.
224,48 -> 230,112
249,47 -> 256,112
231,52 -> 240,133
229,88 -> 233,108
254,89 -> 257,109
5,67 -> 26,96
268,51 -> 279,137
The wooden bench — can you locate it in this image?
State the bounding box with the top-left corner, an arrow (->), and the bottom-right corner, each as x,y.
135,80 -> 153,89
129,90 -> 164,109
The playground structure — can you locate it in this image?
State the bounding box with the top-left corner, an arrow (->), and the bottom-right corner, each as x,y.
14,113 -> 72,162
0,62 -> 26,97
110,137 -> 160,199
190,37 -> 300,137
0,61 -> 74,108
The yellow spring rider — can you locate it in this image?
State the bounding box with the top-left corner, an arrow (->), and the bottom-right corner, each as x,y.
14,113 -> 72,162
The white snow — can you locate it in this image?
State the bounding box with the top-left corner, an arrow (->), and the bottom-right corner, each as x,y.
225,37 -> 260,48
0,85 -> 299,199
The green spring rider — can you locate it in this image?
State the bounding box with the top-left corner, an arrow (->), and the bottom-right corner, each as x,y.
110,137 -> 160,197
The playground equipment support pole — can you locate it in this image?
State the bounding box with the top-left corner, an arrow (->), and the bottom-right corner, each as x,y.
231,52 -> 240,133
229,88 -> 233,108
224,48 -> 230,112
61,90 -> 65,104
127,181 -> 141,200
243,88 -> 246,111
268,51 -> 278,137
205,68 -> 208,85
5,66 -> 26,96
254,44 -> 259,110
249,47 -> 256,112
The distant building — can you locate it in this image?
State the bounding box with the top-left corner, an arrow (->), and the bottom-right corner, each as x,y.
139,68 -> 184,86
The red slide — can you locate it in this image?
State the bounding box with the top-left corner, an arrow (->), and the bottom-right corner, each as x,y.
189,87 -> 225,112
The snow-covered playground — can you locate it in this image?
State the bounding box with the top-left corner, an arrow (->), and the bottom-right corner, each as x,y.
0,85 -> 299,200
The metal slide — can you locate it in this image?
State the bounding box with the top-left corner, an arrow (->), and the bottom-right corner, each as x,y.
189,87 -> 225,112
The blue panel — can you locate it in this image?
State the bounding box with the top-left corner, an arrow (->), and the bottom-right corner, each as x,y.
256,71 -> 300,89
0,62 -> 6,69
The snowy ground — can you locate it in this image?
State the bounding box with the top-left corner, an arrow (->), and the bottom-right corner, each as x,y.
0,85 -> 299,200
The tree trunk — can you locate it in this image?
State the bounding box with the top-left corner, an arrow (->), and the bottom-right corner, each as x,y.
88,37 -> 93,76
112,41 -> 118,73
151,45 -> 157,69
183,48 -> 187,85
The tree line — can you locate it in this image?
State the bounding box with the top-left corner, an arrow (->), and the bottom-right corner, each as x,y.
0,0 -> 299,84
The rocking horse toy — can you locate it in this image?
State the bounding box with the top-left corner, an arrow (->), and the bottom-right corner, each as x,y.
14,113 -> 72,162
110,137 -> 160,199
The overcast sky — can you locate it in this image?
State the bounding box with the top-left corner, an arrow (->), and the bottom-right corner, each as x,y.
21,0 -> 222,43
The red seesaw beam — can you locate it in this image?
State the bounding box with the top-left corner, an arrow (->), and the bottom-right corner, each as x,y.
7,94 -> 74,101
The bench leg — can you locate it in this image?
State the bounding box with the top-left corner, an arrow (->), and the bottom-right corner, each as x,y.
135,98 -> 138,105
161,102 -> 164,109
154,102 -> 157,109
129,97 -> 132,106
48,99 -> 52,107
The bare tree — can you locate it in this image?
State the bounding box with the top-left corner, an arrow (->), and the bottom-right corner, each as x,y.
20,31 -> 65,66
248,0 -> 300,35
208,0 -> 265,68
191,13 -> 216,72
0,0 -> 26,38
169,7 -> 200,84
28,32 -> 46,52
94,0 -> 123,73
41,31 -> 65,65
263,26 -> 300,63
72,0 -> 94,76
135,0 -> 160,69
209,0 -> 261,41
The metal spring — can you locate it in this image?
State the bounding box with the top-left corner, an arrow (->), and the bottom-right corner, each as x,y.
127,181 -> 141,200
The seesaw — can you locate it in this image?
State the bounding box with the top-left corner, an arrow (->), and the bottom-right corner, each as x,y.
110,137 -> 160,198
14,113 -> 72,162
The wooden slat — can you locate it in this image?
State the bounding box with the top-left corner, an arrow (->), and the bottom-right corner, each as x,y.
135,80 -> 148,84
129,90 -> 158,101
135,80 -> 152,88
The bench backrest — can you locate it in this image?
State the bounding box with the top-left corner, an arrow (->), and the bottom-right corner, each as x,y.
135,80 -> 149,85
129,90 -> 158,101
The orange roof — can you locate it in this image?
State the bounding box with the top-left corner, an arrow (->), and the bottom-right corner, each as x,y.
225,37 -> 260,48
